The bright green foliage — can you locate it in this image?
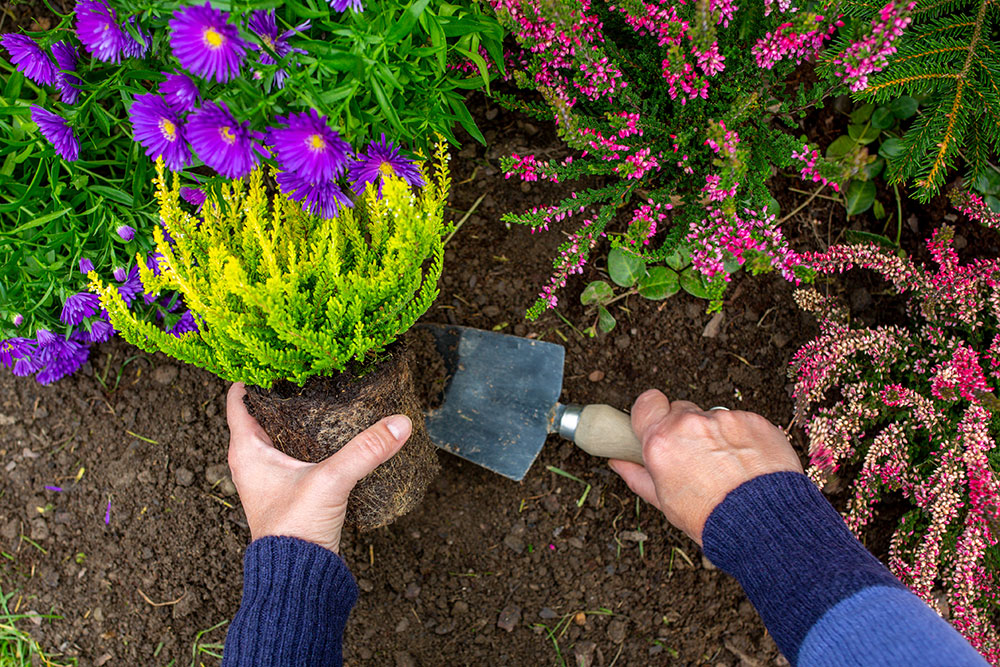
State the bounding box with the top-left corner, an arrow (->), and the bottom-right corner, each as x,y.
91,142 -> 451,388
822,0 -> 1000,201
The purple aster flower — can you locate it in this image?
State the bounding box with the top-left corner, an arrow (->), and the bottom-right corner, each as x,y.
87,318 -> 114,343
113,266 -> 127,282
75,0 -> 127,63
159,72 -> 200,113
128,93 -> 191,172
276,171 -> 353,219
117,264 -> 143,306
51,41 -> 82,105
116,224 -> 136,241
0,337 -> 35,369
1,34 -> 57,86
122,16 -> 151,59
180,186 -> 206,209
268,110 -> 350,184
330,0 -> 364,11
13,314 -> 23,327
187,101 -> 265,178
33,332 -> 89,385
169,310 -> 198,337
61,291 -> 101,325
169,3 -> 247,83
79,257 -> 95,273
248,10 -> 309,90
348,134 -> 424,197
30,106 -> 79,162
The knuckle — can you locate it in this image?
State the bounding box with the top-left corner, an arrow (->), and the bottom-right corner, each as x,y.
642,431 -> 672,461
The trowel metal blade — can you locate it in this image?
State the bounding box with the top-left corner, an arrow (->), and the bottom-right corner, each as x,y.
421,324 -> 566,481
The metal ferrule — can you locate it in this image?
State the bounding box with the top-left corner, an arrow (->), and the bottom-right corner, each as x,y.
556,404 -> 583,441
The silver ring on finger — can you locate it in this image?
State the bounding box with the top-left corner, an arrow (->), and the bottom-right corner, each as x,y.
708,406 -> 730,411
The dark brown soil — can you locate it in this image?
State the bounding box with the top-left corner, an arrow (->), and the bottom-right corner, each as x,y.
243,344 -> 439,530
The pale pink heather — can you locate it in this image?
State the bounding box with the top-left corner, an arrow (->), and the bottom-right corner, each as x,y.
791,226 -> 1000,659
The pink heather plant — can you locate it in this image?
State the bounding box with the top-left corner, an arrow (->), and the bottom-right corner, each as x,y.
830,0 -> 915,92
791,226 -> 1000,661
487,0 -> 848,316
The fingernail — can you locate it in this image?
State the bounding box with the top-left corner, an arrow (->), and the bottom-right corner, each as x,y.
385,415 -> 411,441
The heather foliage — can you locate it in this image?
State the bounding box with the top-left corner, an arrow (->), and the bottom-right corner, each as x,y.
489,0 -> 838,317
818,0 -> 1000,202
791,227 -> 1000,659
91,143 -> 451,388
0,0 -> 501,381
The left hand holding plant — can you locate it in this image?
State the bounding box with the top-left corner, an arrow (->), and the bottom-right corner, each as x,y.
226,383 -> 411,554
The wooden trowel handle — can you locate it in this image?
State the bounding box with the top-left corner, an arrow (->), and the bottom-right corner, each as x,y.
560,404 -> 644,465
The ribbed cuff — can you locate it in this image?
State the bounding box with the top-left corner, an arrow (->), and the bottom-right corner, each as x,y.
222,536 -> 358,667
702,472 -> 903,662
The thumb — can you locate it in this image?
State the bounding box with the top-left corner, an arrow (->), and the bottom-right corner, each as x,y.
319,415 -> 412,489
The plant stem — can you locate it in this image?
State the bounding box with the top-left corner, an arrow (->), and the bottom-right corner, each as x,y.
778,184 -> 827,225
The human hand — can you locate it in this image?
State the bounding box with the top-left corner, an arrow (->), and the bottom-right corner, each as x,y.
608,389 -> 802,545
226,382 -> 411,554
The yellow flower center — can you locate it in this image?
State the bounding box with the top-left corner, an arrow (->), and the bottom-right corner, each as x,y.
308,134 -> 326,151
220,126 -> 236,145
204,27 -> 225,49
379,162 -> 396,178
159,118 -> 178,142
262,36 -> 274,49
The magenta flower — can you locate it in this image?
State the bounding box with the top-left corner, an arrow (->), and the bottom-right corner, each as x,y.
31,106 -> 79,162
276,171 -> 353,219
79,258 -> 95,273
51,41 -> 82,105
128,94 -> 191,172
330,0 -> 364,11
12,314 -> 23,327
159,72 -> 200,113
348,134 -> 424,197
248,10 -> 309,89
169,3 -> 247,83
1,34 -> 57,86
75,0 -> 127,63
60,292 -> 101,325
187,101 -> 265,178
268,109 -> 351,184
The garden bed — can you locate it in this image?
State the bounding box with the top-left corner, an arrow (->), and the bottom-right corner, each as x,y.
0,98 -> 835,666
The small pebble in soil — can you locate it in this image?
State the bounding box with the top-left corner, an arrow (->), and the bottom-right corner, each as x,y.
573,611 -> 587,626
539,607 -> 558,620
503,533 -> 525,554
574,640 -> 597,667
205,464 -> 237,496
614,334 -> 630,350
702,554 -> 717,570
607,618 -> 627,643
394,652 -> 416,667
541,495 -> 560,514
395,618 -> 409,633
588,370 -> 605,383
497,605 -> 521,632
358,579 -> 374,592
174,467 -> 194,487
404,583 -> 421,600
152,365 -> 178,385
451,601 -> 469,616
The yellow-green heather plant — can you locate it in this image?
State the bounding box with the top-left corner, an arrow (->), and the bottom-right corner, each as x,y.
91,141 -> 451,388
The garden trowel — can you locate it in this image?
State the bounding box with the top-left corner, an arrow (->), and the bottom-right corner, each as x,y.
421,324 -> 644,481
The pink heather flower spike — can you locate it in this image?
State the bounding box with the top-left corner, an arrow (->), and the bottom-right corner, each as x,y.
831,0 -> 915,92
792,223 -> 1000,658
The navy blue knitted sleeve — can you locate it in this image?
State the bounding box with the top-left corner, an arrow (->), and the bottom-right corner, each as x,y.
701,472 -> 987,666
221,536 -> 358,667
